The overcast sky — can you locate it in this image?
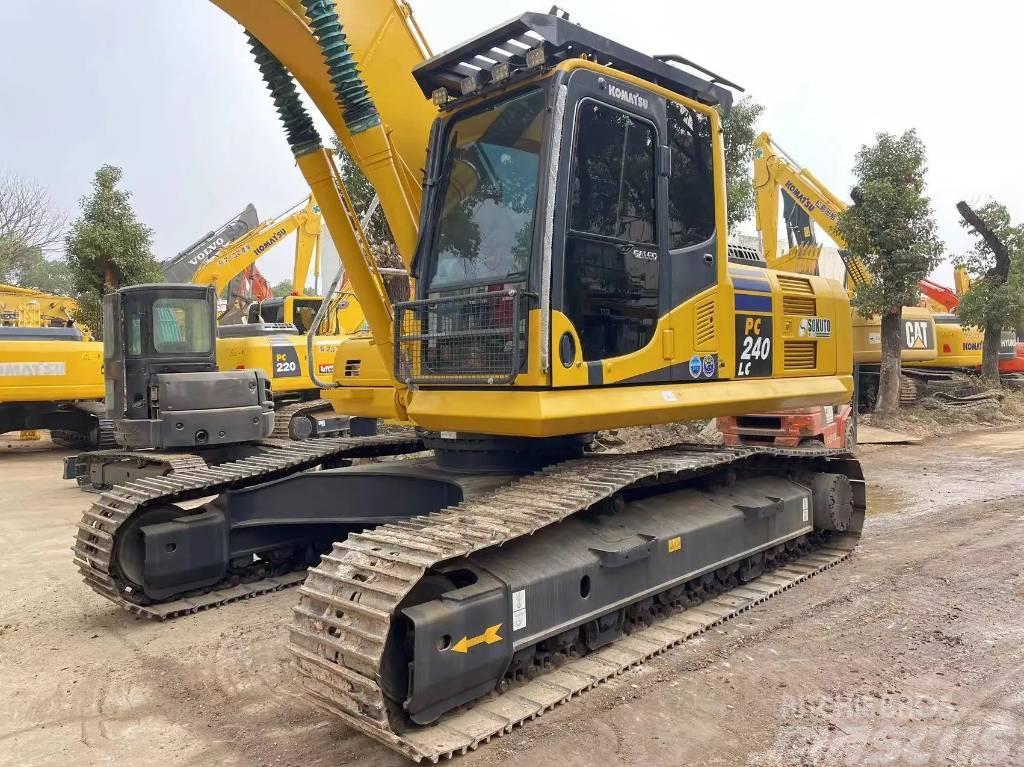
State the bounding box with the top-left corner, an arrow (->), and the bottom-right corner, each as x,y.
2,0 -> 1021,287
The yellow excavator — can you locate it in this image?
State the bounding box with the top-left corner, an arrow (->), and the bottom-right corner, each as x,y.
919,269 -> 1021,376
0,284 -> 110,447
186,194 -> 364,436
1,283 -> 87,330
75,4 -> 865,762
751,132 -> 991,402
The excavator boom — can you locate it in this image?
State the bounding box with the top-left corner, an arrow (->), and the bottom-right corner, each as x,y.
211,0 -> 434,269
191,196 -> 322,301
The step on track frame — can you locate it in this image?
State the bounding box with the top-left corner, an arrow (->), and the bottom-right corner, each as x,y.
72,433 -> 425,619
289,445 -> 864,763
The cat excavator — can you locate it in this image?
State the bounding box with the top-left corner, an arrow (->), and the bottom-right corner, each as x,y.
74,3 -> 865,761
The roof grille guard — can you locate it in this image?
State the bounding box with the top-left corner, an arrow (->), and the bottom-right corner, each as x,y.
413,12 -> 736,110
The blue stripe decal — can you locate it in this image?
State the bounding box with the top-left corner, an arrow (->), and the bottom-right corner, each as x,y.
735,293 -> 773,313
731,276 -> 771,293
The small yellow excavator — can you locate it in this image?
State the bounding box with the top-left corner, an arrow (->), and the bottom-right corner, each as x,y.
76,3 -> 865,762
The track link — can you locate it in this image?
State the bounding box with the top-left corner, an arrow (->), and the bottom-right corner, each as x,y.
271,398 -> 334,440
52,417 -> 117,450
289,445 -> 864,762
72,449 -> 209,490
72,433 -> 424,619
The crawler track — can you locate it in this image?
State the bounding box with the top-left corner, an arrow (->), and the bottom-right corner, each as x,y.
52,418 -> 117,450
271,398 -> 334,440
72,433 -> 424,619
289,445 -> 864,762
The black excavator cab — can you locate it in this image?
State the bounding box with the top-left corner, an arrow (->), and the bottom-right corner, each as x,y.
103,283 -> 274,449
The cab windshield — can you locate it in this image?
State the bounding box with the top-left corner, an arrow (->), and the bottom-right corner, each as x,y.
152,297 -> 212,354
425,88 -> 545,289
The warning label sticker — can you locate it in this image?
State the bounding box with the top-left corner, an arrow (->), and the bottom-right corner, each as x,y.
512,589 -> 527,631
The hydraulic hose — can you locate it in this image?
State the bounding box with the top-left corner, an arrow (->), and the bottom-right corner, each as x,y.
299,0 -> 380,134
246,34 -> 322,156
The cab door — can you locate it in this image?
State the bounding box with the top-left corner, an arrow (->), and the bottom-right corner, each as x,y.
550,70 -> 667,386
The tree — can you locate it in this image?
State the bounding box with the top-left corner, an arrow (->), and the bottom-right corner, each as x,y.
0,172 -> 67,285
14,247 -> 74,295
271,278 -> 294,297
836,130 -> 943,421
330,137 -> 408,302
718,96 -> 765,228
954,201 -> 1024,384
64,165 -> 162,335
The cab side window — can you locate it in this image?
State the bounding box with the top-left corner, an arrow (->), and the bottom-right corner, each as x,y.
565,99 -> 659,362
666,101 -> 715,249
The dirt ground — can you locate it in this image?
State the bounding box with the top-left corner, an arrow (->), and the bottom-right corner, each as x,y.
2,428 -> 1024,767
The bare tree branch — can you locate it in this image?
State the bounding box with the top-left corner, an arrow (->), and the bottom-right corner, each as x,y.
0,173 -> 68,282
957,200 -> 1011,280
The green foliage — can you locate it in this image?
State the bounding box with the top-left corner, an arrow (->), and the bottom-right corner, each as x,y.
953,201 -> 1024,332
718,96 -> 765,228
836,130 -> 944,315
329,137 -> 407,301
271,278 -> 294,297
13,247 -> 74,295
64,165 -> 162,336
329,137 -> 394,253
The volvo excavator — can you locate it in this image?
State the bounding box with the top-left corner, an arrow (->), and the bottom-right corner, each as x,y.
74,3 -> 865,761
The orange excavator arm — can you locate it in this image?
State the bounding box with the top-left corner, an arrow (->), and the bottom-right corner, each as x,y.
918,278 -> 960,313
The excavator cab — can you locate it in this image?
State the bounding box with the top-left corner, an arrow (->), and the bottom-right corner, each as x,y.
246,295 -> 323,334
104,283 -> 274,449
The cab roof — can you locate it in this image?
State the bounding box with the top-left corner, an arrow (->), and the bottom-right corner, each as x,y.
412,11 -> 738,110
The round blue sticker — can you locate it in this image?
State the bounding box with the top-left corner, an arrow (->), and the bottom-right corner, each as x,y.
702,355 -> 716,378
689,355 -> 703,378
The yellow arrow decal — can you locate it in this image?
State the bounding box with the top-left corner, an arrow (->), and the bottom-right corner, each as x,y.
450,624 -> 503,654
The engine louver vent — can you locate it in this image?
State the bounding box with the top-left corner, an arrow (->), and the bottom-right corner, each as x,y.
784,341 -> 817,370
777,275 -> 817,316
695,300 -> 715,348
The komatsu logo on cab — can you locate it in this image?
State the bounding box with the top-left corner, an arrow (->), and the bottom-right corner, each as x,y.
607,84 -> 649,110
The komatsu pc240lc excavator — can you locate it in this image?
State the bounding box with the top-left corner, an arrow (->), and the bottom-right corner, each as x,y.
75,3 -> 865,762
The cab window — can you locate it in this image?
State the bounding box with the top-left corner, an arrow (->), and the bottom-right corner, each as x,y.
152,297 -> 212,354
564,99 -> 659,362
666,101 -> 715,249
